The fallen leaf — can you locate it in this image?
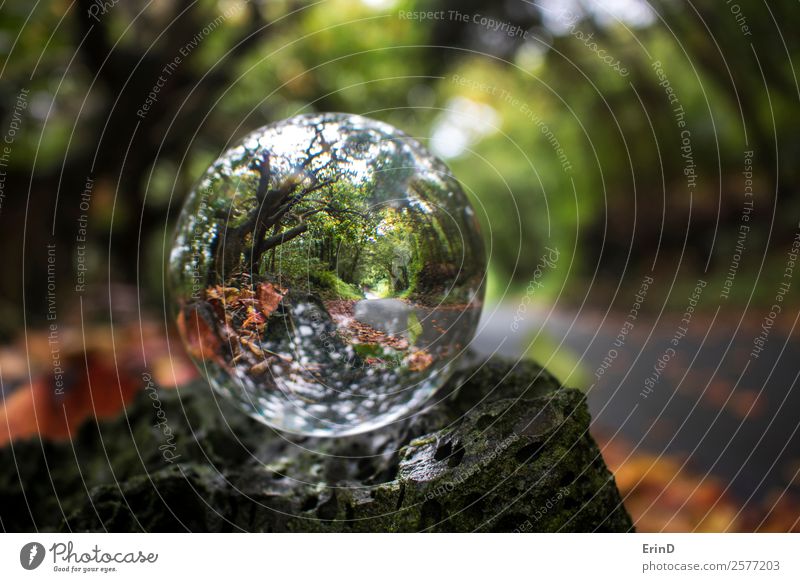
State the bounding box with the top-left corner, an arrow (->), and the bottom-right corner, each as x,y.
257,282 -> 285,316
177,307 -> 221,361
242,306 -> 267,331
408,350 -> 434,372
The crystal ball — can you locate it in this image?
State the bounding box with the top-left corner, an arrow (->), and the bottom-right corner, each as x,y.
168,113 -> 486,436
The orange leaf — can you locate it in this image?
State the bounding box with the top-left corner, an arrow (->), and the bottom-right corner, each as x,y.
242,306 -> 267,331
407,350 -> 434,372
256,282 -> 285,316
177,307 -> 221,361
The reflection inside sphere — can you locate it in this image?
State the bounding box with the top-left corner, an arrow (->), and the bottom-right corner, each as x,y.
169,113 -> 486,436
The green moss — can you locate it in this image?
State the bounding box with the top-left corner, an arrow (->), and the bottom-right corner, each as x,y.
307,269 -> 362,300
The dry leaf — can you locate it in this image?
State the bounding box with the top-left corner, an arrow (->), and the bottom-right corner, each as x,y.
177,307 -> 221,361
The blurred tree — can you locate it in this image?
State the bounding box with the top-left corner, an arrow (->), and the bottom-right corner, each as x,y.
0,0 -> 798,338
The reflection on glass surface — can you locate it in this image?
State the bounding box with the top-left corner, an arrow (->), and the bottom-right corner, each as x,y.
169,113 -> 486,436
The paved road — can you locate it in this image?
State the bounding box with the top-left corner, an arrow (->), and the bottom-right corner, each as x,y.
354,297 -> 480,349
471,302 -> 800,507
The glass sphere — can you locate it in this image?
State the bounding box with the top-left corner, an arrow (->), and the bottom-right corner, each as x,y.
168,113 -> 486,436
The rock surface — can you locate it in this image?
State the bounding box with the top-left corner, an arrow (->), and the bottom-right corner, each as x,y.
0,358 -> 633,532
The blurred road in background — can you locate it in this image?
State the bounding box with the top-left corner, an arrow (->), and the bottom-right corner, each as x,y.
472,301 -> 800,532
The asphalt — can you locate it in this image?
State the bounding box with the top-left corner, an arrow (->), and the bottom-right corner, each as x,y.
471,302 -> 800,507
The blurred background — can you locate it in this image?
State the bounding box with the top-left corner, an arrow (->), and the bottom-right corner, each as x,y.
1,0 -> 799,531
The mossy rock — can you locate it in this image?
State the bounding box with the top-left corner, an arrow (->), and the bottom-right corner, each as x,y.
0,357 -> 633,532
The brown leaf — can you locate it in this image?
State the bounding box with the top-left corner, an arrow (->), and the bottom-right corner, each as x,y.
257,282 -> 286,316
177,307 -> 221,361
407,350 -> 434,372
242,306 -> 267,331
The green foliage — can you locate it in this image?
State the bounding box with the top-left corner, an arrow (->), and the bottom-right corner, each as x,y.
2,0 -> 797,313
310,269 -> 363,300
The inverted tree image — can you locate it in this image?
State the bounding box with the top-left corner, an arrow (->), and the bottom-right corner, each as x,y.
169,113 -> 486,435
